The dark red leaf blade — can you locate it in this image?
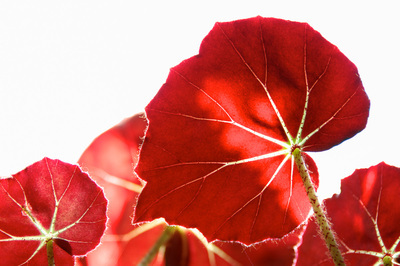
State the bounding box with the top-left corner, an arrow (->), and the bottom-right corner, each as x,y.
212,225 -> 305,265
75,113 -> 305,265
161,226 -> 304,266
296,162 -> 400,265
136,152 -> 318,245
134,16 -> 369,244
0,158 -> 107,265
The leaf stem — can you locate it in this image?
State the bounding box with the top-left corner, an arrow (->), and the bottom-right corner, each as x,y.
46,239 -> 55,266
138,225 -> 176,266
292,148 -> 345,266
382,255 -> 393,266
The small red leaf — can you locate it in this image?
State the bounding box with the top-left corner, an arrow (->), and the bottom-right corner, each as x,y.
0,158 -> 107,265
296,162 -> 400,265
134,16 -> 369,244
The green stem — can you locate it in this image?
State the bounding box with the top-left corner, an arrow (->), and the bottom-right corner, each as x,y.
46,239 -> 55,266
382,255 -> 393,266
293,148 -> 345,266
138,225 -> 176,266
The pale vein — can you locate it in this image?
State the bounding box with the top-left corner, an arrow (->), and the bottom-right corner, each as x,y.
216,21 -> 293,145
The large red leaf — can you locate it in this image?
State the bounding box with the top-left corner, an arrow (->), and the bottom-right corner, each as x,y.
77,113 -> 302,265
0,158 -> 107,265
134,16 -> 369,244
296,162 -> 400,265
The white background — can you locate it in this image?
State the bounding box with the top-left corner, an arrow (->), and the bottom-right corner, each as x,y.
0,1 -> 399,199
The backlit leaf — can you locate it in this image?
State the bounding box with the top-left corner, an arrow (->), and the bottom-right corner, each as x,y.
0,158 -> 107,265
77,113 -> 302,265
296,162 -> 400,265
76,113 -> 264,265
213,225 -> 305,265
134,16 -> 369,244
77,113 -> 151,265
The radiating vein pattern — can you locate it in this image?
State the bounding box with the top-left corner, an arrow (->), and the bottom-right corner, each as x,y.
135,16 -> 369,244
338,192 -> 400,263
213,153 -> 292,240
0,158 -> 107,264
217,21 -> 294,145
296,27 -> 333,144
341,169 -> 400,264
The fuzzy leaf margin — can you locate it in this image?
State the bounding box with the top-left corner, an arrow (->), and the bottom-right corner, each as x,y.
0,158 -> 107,265
134,16 -> 369,244
296,162 -> 400,265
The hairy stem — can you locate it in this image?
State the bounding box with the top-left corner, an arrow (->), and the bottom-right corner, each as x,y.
138,225 -> 176,266
293,148 -> 345,266
46,239 -> 55,266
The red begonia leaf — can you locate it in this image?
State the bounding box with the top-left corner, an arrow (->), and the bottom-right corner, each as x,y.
149,225 -> 304,266
296,162 -> 400,265
134,16 -> 369,244
77,113 -> 301,265
77,113 -> 150,265
213,225 -> 305,265
76,114 -> 209,265
78,113 -> 147,232
0,158 -> 107,265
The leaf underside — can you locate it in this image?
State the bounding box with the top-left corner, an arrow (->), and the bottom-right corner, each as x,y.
297,162 -> 400,265
134,16 -> 370,244
0,158 -> 107,265
77,113 -> 304,265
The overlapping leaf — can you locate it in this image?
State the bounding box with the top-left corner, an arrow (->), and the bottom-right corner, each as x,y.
134,16 -> 369,244
213,225 -> 305,265
77,113 -> 151,265
77,113 -> 225,265
296,162 -> 400,265
159,225 -> 304,266
0,158 -> 107,265
77,113 -> 303,265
